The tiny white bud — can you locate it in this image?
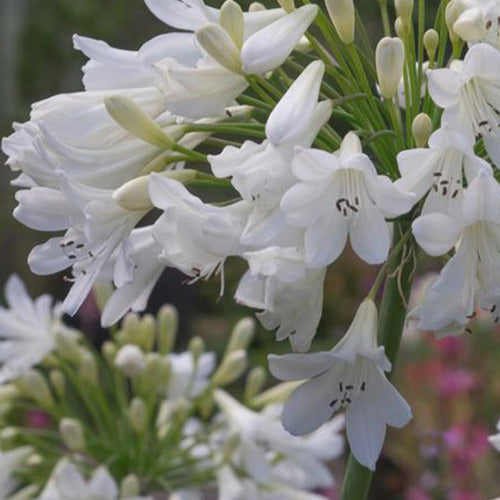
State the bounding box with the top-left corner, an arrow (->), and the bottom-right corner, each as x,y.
188,336 -> 205,362
212,350 -> 248,386
129,398 -> 147,434
114,345 -> 146,378
225,317 -> 255,356
423,29 -> 439,62
17,370 -> 54,409
376,37 -> 405,99
446,0 -> 467,43
249,2 -> 265,11
79,352 -> 99,387
250,381 -> 302,408
120,313 -> 141,346
105,96 -> 174,149
139,314 -> 155,352
220,0 -> 245,47
121,474 -> 141,497
60,418 -> 85,452
157,305 -> 178,354
276,0 -> 295,13
325,0 -> 355,44
394,16 -> 407,39
101,341 -> 117,364
49,370 -> 66,399
0,427 -> 20,443
412,113 -> 433,147
0,384 -> 20,404
395,0 -> 413,26
26,453 -> 43,467
296,35 -> 313,52
454,8 -> 486,42
113,176 -> 153,211
195,23 -> 242,74
244,366 -> 267,401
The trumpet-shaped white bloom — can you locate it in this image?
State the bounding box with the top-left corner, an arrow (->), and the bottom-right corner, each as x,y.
396,124 -> 491,215
412,171 -> 500,336
281,132 -> 415,268
428,43 -> 500,166
0,276 -> 77,385
209,60 -> 331,247
269,300 -> 412,471
235,247 -> 326,352
37,459 -> 151,499
0,447 -> 32,499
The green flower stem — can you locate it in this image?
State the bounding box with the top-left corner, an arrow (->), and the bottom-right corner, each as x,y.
378,0 -> 392,36
417,0 -> 426,93
341,224 -> 414,500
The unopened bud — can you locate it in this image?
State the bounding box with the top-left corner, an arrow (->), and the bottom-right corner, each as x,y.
412,113 -> 433,147
189,336 -> 205,362
55,330 -> 81,362
59,418 -> 85,452
101,341 -> 117,364
395,0 -> 413,26
105,96 -> 174,149
26,453 -> 43,467
325,0 -> 355,44
120,313 -> 141,346
244,366 -> 267,401
114,345 -> 146,378
454,8 -> 486,42
18,371 -> 54,409
0,427 -> 20,444
250,381 -> 302,408
113,175 -> 153,211
0,384 -> 19,404
144,353 -> 162,386
446,0 -> 467,43
296,35 -> 313,52
212,350 -> 248,386
376,37 -> 405,99
195,24 -> 242,74
79,352 -> 99,387
249,2 -> 265,11
394,16 -> 407,39
139,314 -> 155,352
157,305 -> 178,354
225,317 -> 255,356
277,0 -> 295,13
220,0 -> 245,47
49,370 -> 66,399
121,474 -> 141,497
423,29 -> 439,63
129,398 -> 147,434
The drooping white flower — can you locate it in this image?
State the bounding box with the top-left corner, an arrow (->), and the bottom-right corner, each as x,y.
37,459 -> 151,500
396,124 -> 491,215
209,60 -> 331,247
412,170 -> 500,336
281,132 -> 415,268
235,247 -> 326,352
0,276 -> 77,385
428,43 -> 500,166
0,447 -> 32,500
269,299 -> 412,471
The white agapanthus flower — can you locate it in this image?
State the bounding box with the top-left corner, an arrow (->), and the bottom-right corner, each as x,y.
428,43 -> 500,166
281,132 -> 415,268
396,124 -> 491,215
209,60 -> 331,247
412,170 -> 500,336
0,446 -> 32,500
37,459 -> 151,500
452,0 -> 500,47
268,299 -> 412,471
235,247 -> 326,352
0,276 -> 76,385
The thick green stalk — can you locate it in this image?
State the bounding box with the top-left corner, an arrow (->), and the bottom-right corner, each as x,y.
340,225 -> 414,500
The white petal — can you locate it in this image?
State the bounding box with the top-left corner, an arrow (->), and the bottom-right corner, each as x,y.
412,213 -> 463,256
88,467 -> 119,498
338,131 -> 363,161
265,60 -> 324,146
463,170 -> 500,224
280,182 -> 330,227
241,5 -> 318,74
28,238 -> 70,275
268,352 -> 334,381
144,0 -> 216,30
292,146 -> 339,181
428,68 -> 463,108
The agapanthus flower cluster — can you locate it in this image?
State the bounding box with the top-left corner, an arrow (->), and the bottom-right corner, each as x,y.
0,277 -> 344,498
5,0 -> 500,497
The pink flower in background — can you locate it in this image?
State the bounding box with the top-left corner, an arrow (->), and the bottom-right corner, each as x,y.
433,337 -> 467,360
25,410 -> 51,429
406,487 -> 432,500
450,490 -> 481,500
436,368 -> 477,398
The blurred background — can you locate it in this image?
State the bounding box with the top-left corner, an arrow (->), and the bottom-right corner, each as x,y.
1,1 -> 500,498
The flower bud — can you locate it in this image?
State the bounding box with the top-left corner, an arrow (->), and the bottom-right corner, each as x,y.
376,37 -> 405,99
220,0 -> 245,47
113,175 -> 153,211
17,370 -> 55,409
189,336 -> 205,363
412,113 -> 433,147
454,8 -> 486,42
26,453 -> 43,467
59,418 -> 85,452
395,0 -> 413,26
139,314 -> 155,352
119,313 -> 141,346
250,380 -> 302,408
296,35 -> 313,52
0,384 -> 19,404
105,96 -> 174,149
225,317 -> 255,356
101,341 -> 117,364
79,352 -> 99,387
55,329 -> 81,363
195,24 -> 242,74
129,398 -> 147,434
114,345 -> 146,378
446,0 -> 467,43
49,370 -> 66,399
212,350 -> 248,386
249,2 -> 265,11
0,427 -> 20,445
157,305 -> 178,354
394,16 -> 407,39
143,353 -> 162,387
93,283 -> 113,312
158,358 -> 172,388
121,474 -> 141,497
277,0 -> 295,13
244,366 -> 267,401
325,0 -> 355,44
423,29 -> 439,63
